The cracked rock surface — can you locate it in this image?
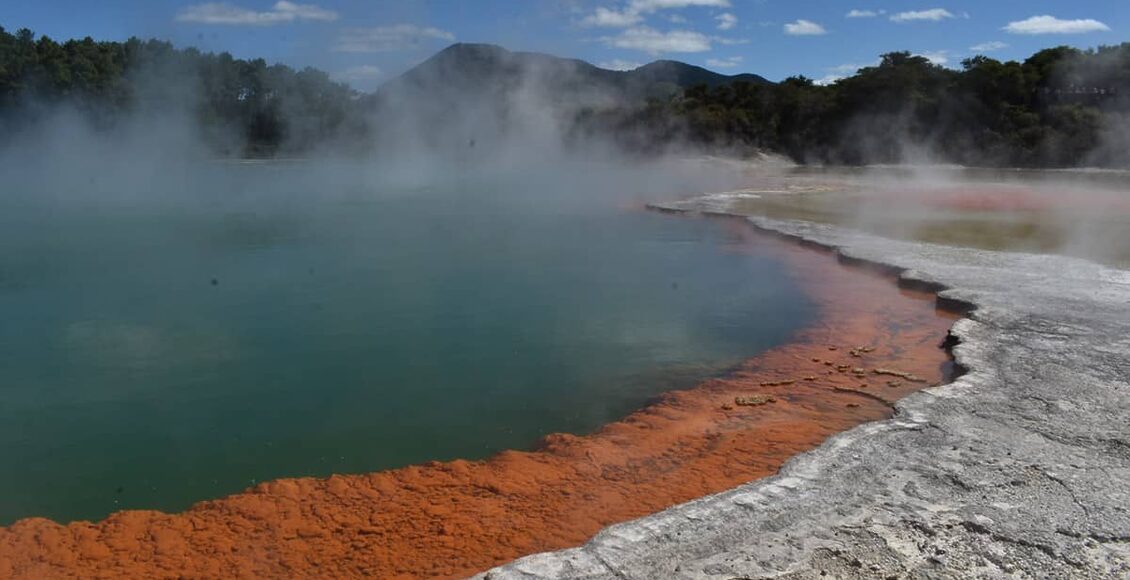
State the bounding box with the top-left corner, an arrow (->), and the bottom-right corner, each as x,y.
477,212 -> 1130,579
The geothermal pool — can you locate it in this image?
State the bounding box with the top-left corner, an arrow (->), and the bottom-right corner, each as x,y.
0,161 -> 815,524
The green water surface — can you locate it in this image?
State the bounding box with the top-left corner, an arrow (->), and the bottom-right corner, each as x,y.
0,160 -> 816,523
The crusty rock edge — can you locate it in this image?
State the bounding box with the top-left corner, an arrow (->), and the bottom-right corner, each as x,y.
476,208 -> 1130,579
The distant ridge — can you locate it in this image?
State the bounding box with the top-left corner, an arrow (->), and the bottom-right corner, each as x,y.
627,59 -> 771,91
376,43 -> 771,102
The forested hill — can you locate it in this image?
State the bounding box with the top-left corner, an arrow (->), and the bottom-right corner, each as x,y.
365,42 -> 772,152
376,43 -> 769,103
2,24 -> 1130,167
598,48 -> 1130,167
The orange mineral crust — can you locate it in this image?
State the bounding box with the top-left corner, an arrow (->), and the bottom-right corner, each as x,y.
0,218 -> 960,580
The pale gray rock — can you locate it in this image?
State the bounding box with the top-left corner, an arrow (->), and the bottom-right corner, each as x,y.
476,209 -> 1130,580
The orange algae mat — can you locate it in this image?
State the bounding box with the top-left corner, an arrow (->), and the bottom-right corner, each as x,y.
0,217 -> 960,579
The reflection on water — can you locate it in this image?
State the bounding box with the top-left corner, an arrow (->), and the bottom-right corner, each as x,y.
0,161 -> 816,524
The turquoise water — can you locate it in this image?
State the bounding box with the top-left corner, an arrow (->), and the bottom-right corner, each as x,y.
0,161 -> 816,524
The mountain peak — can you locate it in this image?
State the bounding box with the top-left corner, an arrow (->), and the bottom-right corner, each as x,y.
378,43 -> 771,102
433,42 -> 509,58
631,59 -> 770,87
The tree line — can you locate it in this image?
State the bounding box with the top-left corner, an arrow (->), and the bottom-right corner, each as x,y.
0,26 -> 366,156
3,25 -> 1130,167
580,47 -> 1130,167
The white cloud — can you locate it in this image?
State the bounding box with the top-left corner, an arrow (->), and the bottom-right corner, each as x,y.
274,1 -> 336,21
706,56 -> 742,68
1003,15 -> 1110,35
580,0 -> 730,28
846,9 -> 883,18
668,14 -> 688,24
916,50 -> 950,65
970,41 -> 1007,52
890,8 -> 954,23
334,24 -> 455,53
716,13 -> 738,30
176,1 -> 337,26
630,0 -> 730,11
603,26 -> 712,53
582,7 -> 644,28
815,60 -> 878,84
599,59 -> 644,70
784,19 -> 827,36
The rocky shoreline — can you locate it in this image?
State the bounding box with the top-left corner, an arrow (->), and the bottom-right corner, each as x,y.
0,214 -> 958,579
477,205 -> 1130,579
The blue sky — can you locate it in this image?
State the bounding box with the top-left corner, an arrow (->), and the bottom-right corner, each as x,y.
1,1 -> 1125,90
